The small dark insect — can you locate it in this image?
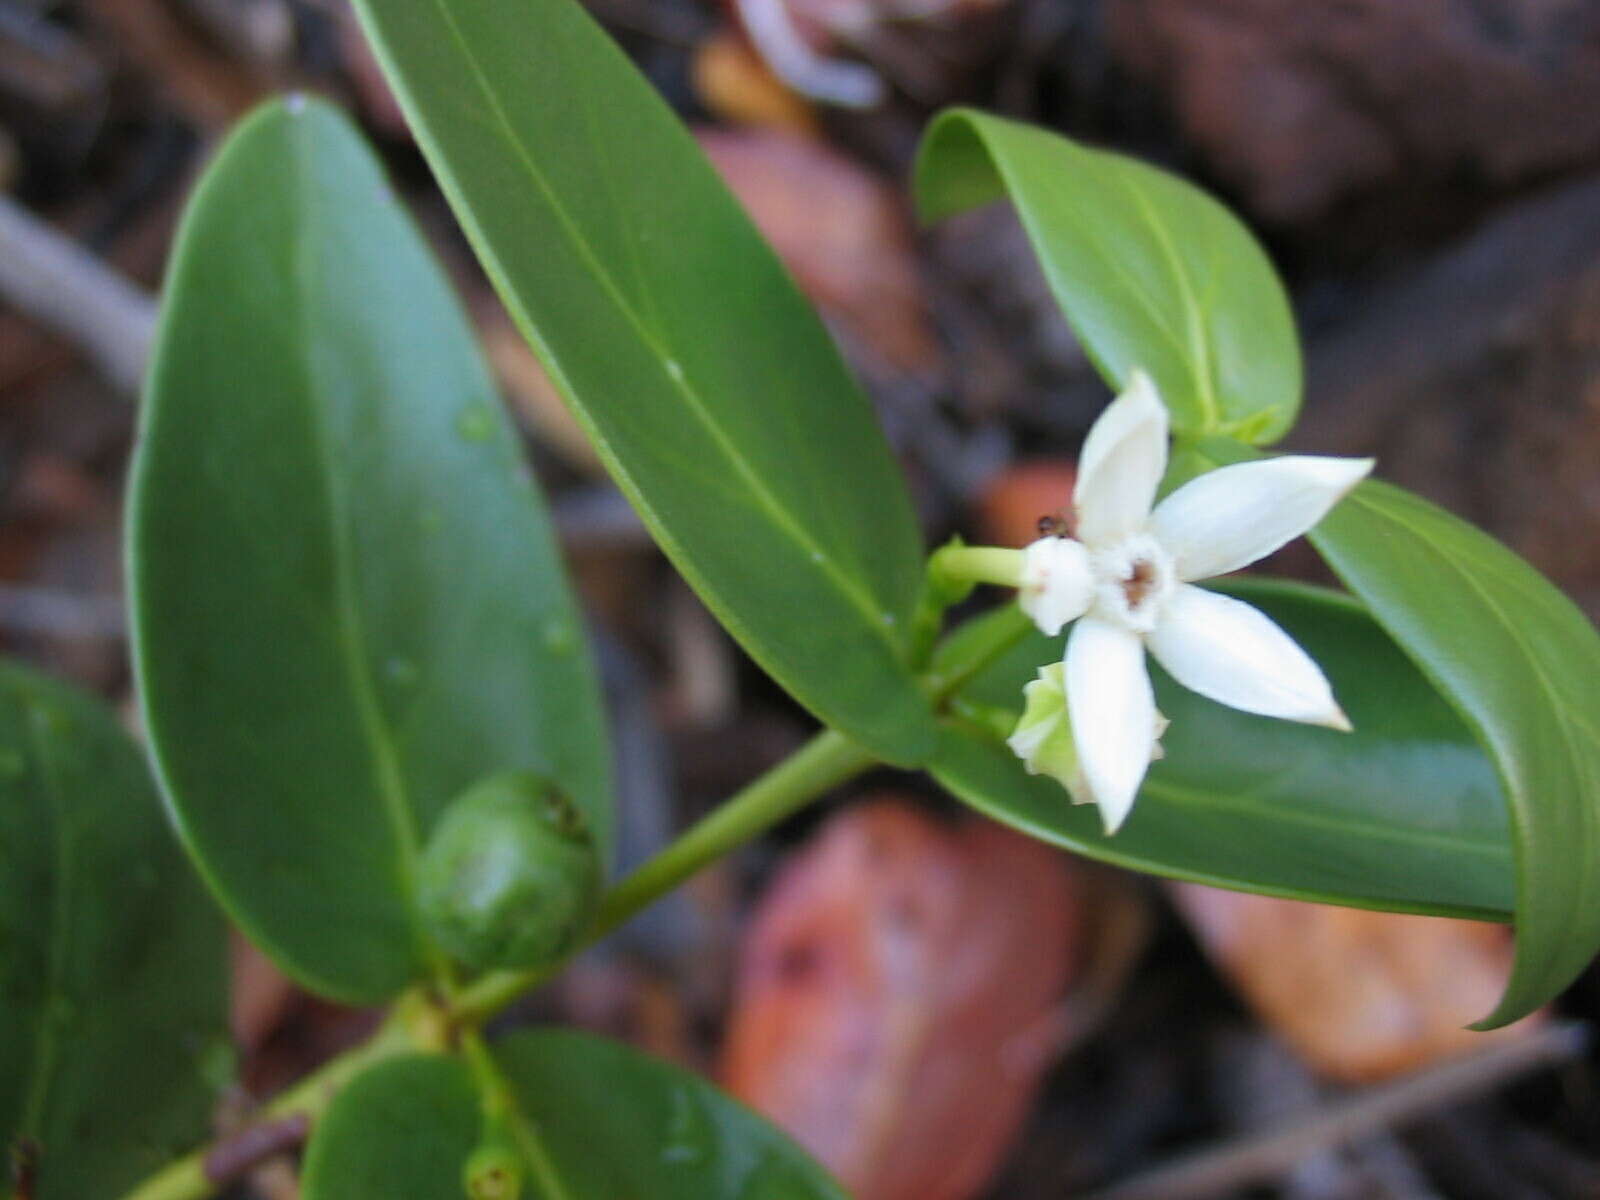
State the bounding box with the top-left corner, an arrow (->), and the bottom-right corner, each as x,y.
1036,513 -> 1071,538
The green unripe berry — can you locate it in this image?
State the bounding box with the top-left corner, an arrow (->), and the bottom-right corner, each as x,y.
418,771 -> 600,972
463,1140 -> 522,1200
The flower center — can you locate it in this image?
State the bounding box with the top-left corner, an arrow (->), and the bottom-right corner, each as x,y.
1091,534 -> 1174,634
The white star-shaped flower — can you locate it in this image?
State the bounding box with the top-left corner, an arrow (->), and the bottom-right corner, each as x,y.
1014,371 -> 1373,834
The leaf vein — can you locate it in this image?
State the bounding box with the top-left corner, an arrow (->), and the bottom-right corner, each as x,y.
1107,165 -> 1222,428
1340,489 -> 1600,978
424,0 -> 908,650
289,122 -> 427,962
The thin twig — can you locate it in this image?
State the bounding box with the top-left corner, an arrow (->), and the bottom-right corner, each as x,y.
0,194 -> 155,395
1084,1021 -> 1592,1200
122,1004 -> 418,1200
199,1114 -> 308,1188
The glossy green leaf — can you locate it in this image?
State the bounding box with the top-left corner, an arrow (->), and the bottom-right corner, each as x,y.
1310,480 -> 1600,1027
931,580 -> 1514,919
0,662 -> 227,1199
1172,437 -> 1600,1026
300,1057 -> 480,1199
129,97 -> 612,1003
303,1032 -> 847,1199
349,0 -> 935,765
914,109 -> 1301,444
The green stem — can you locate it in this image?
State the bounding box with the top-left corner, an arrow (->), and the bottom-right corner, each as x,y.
920,604 -> 1034,704
909,542 -> 1028,666
461,1031 -> 570,1200
930,544 -> 1025,589
453,727 -> 874,1022
121,1004 -> 419,1200
593,728 -> 873,936
120,730 -> 875,1200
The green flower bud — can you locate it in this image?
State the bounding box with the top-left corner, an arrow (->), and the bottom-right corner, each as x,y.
1006,663 -> 1092,804
1007,662 -> 1169,809
418,771 -> 600,972
462,1139 -> 522,1200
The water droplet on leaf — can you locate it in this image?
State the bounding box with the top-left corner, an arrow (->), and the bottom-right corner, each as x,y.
541,619 -> 575,655
197,1037 -> 238,1092
738,1154 -> 812,1198
659,1088 -> 710,1166
456,405 -> 495,442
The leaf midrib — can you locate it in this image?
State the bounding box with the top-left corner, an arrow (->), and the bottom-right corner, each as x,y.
1105,164 -> 1223,430
1343,489 -> 1600,748
1139,773 -> 1510,862
1007,145 -> 1194,379
943,757 -> 1512,919
1335,487 -> 1600,984
288,119 -> 425,961
942,726 -> 1510,877
422,0 -> 909,653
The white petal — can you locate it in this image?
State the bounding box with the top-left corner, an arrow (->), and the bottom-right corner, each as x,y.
1147,585 -> 1352,730
1018,537 -> 1093,637
1150,455 -> 1373,582
1065,616 -> 1156,834
1074,370 -> 1169,546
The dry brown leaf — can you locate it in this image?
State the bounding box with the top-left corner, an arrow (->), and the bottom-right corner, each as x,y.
1109,0 -> 1600,223
720,799 -> 1080,1200
1170,883 -> 1543,1085
696,128 -> 941,374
